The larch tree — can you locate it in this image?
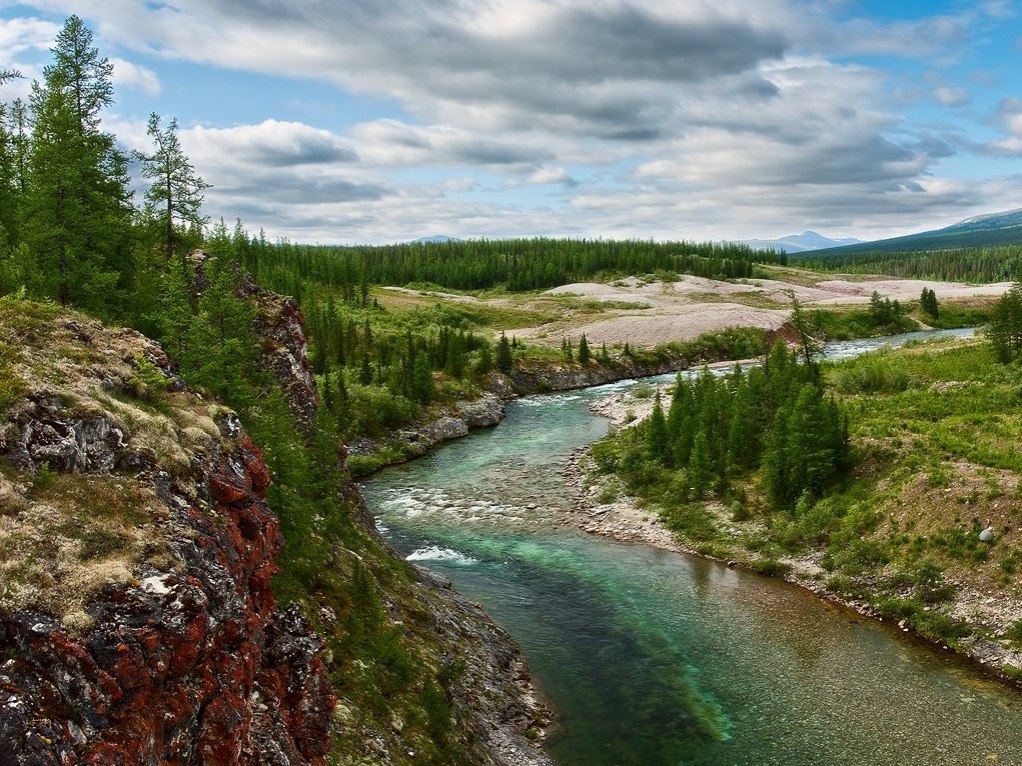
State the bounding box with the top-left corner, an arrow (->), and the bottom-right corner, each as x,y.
138,112 -> 210,264
22,15 -> 132,312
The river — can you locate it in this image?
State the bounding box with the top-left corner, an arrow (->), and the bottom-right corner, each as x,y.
361,328 -> 1022,766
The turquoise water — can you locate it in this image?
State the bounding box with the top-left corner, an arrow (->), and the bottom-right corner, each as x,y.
363,328 -> 1022,766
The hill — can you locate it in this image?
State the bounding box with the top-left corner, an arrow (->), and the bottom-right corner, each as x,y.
739,231 -> 862,253
808,208 -> 1022,257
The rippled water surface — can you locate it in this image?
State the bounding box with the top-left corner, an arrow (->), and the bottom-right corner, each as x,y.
362,328 -> 1022,766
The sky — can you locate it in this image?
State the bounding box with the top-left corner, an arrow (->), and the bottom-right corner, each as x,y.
1,0 -> 1022,245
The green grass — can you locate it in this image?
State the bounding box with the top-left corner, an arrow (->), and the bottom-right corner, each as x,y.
0,339 -> 26,413
589,333 -> 1022,662
809,307 -> 918,340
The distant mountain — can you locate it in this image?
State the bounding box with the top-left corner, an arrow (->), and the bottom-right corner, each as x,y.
806,208 -> 1022,257
412,235 -> 463,244
739,231 -> 862,253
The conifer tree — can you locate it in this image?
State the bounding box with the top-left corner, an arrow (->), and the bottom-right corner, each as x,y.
496,331 -> 513,374
138,113 -> 209,263
411,351 -> 434,404
475,342 -> 493,377
785,290 -> 821,379
153,260 -> 195,363
578,333 -> 591,365
989,282 -> 1022,363
920,287 -> 939,320
688,430 -> 713,499
359,354 -> 374,385
22,15 -> 132,312
187,256 -> 260,405
645,393 -> 670,465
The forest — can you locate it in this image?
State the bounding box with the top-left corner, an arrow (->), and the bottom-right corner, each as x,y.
794,244 -> 1022,283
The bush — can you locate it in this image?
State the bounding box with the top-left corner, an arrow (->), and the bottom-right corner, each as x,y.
1007,618 -> 1022,643
346,384 -> 415,437
833,357 -> 909,394
127,354 -> 171,402
912,559 -> 956,604
750,559 -> 792,576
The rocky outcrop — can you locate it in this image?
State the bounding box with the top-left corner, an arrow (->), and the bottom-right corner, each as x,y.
0,303 -> 554,766
348,391 -> 507,467
188,249 -> 320,432
0,311 -> 334,765
249,292 -> 319,433
410,567 -> 554,766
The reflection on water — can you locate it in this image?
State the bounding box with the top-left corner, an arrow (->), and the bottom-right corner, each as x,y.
362,326 -> 1022,766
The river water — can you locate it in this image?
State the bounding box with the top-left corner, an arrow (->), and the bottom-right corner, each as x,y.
361,328 -> 1022,766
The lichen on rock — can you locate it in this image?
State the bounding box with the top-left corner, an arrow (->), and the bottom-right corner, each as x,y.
0,304 -> 335,765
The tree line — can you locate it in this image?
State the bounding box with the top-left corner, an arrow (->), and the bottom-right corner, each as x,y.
793,245 -> 1022,284
237,237 -> 786,299
0,18 -> 210,322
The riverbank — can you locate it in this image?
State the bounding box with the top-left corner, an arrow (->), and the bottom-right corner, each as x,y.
563,365 -> 1022,687
346,328 -> 775,476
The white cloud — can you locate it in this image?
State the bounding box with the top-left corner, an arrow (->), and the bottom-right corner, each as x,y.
934,85 -> 970,107
110,57 -> 161,96
8,0 -> 1016,243
0,16 -> 58,63
527,167 -> 573,185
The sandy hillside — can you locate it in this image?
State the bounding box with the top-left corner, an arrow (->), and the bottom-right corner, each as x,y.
516,275 -> 1011,347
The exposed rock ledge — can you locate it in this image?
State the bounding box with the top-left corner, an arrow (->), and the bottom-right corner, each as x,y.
0,302 -> 553,766
348,391 -> 508,467
0,311 -> 334,765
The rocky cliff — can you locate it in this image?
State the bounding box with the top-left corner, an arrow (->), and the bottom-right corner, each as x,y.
0,297 -> 551,766
0,302 -> 334,765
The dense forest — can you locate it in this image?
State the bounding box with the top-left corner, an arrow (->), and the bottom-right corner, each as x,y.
794,244 -> 1022,283
240,236 -> 786,298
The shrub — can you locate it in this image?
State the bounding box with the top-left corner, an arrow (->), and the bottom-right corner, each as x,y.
1007,619 -> 1022,643
751,559 -> 792,577
127,354 -> 171,402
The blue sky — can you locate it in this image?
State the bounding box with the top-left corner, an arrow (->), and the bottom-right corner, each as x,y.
2,0 -> 1022,245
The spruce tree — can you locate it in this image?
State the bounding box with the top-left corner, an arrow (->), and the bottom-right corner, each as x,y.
411,351 -> 434,404
687,430 -> 713,499
645,393 -> 670,465
187,256 -> 261,406
578,333 -> 591,365
989,282 -> 1022,363
496,331 -> 513,374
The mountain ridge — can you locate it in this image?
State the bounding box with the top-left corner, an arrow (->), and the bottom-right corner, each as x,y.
738,231 -> 863,253
805,208 -> 1022,257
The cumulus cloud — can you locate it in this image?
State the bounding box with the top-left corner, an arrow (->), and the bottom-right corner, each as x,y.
0,16 -> 58,62
983,99 -> 1022,156
10,0 -> 1016,242
110,57 -> 161,96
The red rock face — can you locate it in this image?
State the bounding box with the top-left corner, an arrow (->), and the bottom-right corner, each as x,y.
0,430 -> 335,765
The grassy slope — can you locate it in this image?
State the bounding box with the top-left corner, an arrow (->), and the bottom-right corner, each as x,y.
585,337 -> 1022,677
